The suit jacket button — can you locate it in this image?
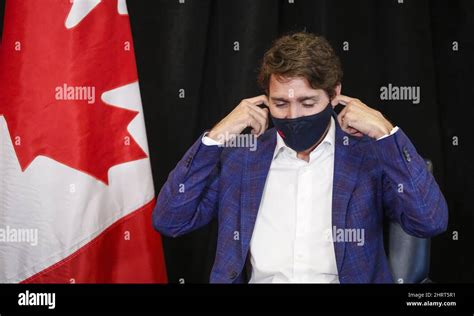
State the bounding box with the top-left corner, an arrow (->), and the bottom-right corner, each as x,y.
403,147 -> 411,162
229,271 -> 238,280
185,157 -> 192,167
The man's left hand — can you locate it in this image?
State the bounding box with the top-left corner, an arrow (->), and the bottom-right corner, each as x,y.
332,95 -> 394,140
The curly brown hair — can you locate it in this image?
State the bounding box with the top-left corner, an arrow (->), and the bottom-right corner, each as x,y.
258,32 -> 343,99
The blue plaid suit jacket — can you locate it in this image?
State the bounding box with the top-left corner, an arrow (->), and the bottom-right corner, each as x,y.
153,112 -> 448,283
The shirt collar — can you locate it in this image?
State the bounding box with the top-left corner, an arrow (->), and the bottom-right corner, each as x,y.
273,117 -> 335,160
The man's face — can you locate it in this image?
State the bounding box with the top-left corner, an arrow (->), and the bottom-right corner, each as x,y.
268,75 -> 338,119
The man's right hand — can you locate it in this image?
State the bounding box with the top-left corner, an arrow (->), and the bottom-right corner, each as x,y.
207,95 -> 270,142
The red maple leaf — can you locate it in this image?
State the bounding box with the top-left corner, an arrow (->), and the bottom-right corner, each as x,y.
0,0 -> 147,184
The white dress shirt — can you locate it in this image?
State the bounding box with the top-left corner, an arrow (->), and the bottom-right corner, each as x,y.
249,118 -> 338,283
201,119 -> 398,283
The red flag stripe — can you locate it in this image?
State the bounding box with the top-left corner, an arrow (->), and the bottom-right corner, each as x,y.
22,199 -> 167,284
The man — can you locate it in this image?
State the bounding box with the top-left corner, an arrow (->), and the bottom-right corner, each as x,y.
153,32 -> 448,283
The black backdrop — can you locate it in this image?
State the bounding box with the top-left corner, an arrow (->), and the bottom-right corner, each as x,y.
1,0 -> 473,283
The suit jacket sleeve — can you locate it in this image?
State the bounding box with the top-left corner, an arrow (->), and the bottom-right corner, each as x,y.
373,128 -> 448,238
153,133 -> 223,237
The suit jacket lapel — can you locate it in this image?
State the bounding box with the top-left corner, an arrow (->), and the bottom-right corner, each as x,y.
332,115 -> 364,273
240,131 -> 275,261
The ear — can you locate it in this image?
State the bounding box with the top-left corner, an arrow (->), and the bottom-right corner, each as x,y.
331,83 -> 342,107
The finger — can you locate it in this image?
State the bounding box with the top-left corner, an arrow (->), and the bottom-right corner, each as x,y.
253,108 -> 269,137
337,112 -> 344,130
254,106 -> 270,132
248,103 -> 269,121
338,112 -> 352,133
332,94 -> 355,106
247,119 -> 261,135
338,103 -> 349,118
264,108 -> 269,131
347,127 -> 364,137
248,107 -> 266,128
337,106 -> 349,128
247,112 -> 263,135
341,118 -> 351,132
339,113 -> 364,137
248,108 -> 267,136
246,95 -> 269,107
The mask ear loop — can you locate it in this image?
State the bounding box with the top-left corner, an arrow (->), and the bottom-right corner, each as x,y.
330,95 -> 342,114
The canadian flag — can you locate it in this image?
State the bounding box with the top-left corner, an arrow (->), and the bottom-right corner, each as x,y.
0,0 -> 167,283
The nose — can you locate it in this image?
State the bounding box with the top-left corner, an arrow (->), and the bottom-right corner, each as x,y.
288,104 -> 301,119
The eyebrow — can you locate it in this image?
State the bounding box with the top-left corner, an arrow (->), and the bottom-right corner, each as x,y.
271,95 -> 320,102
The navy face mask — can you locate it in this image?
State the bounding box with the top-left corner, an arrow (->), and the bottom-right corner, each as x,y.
270,103 -> 332,152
